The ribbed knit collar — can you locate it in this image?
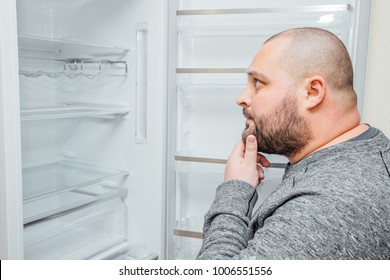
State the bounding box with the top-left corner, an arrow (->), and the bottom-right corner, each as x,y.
282,129 -> 389,180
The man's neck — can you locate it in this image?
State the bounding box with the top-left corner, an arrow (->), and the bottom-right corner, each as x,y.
288,123 -> 368,164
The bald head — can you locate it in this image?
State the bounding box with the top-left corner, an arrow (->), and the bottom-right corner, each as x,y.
265,27 -> 356,106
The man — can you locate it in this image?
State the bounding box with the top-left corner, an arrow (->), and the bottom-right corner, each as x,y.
196,27 -> 390,260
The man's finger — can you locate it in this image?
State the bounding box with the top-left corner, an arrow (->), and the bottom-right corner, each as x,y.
257,153 -> 271,167
245,135 -> 258,163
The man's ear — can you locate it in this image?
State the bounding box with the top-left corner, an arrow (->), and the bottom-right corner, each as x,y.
304,75 -> 326,109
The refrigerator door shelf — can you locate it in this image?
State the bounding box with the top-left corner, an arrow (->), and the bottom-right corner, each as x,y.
175,155 -> 287,174
175,87 -> 243,159
177,7 -> 351,34
22,158 -> 129,201
174,228 -> 202,239
174,229 -> 203,260
177,6 -> 352,69
177,4 -> 352,14
175,154 -> 284,173
24,197 -> 127,260
173,158 -> 285,241
23,183 -> 128,225
20,104 -> 130,121
18,35 -> 130,59
176,72 -> 246,86
90,242 -> 159,260
176,68 -> 246,74
172,175 -> 283,260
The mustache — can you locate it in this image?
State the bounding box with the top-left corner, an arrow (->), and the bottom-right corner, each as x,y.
243,108 -> 253,119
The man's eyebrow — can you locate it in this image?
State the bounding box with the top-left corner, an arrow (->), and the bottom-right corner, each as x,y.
246,69 -> 268,81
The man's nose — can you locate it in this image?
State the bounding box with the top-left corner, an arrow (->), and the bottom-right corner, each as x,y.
236,85 -> 252,108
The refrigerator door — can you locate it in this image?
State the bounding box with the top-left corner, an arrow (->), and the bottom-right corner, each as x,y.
0,0 -> 24,260
0,0 -> 168,259
166,0 -> 371,259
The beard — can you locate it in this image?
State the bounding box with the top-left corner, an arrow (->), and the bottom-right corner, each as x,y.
241,92 -> 312,157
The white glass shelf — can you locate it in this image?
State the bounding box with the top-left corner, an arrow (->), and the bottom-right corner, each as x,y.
19,68 -> 127,79
24,183 -> 127,224
176,72 -> 246,87
24,197 -> 127,259
22,159 -> 129,204
20,105 -> 129,121
18,35 -> 129,59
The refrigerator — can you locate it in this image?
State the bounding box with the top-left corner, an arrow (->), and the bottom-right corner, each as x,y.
0,0 -> 371,260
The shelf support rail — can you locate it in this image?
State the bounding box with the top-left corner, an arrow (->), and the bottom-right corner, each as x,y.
177,4 -> 352,16
175,155 -> 287,169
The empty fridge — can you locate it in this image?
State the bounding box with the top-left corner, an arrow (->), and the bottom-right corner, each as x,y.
0,0 -> 371,259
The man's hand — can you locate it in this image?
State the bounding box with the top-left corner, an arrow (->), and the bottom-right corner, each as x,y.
224,135 -> 270,188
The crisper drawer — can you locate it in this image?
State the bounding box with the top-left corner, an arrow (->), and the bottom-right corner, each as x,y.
24,197 -> 127,260
22,158 -> 129,224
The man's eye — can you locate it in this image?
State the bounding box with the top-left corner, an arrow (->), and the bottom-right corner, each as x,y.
254,80 -> 263,87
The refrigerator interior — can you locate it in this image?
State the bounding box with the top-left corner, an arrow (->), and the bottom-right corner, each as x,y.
9,0 -> 370,260
168,0 -> 369,259
17,0 -> 168,259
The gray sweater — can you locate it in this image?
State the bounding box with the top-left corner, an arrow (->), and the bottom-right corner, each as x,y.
197,128 -> 390,259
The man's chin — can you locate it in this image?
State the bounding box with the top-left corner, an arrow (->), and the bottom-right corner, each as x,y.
241,129 -> 255,143
241,130 -> 270,154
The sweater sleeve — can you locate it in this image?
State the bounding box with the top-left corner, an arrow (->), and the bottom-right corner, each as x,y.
197,180 -> 324,259
197,181 -> 389,260
196,183 -> 322,260
196,180 -> 258,260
